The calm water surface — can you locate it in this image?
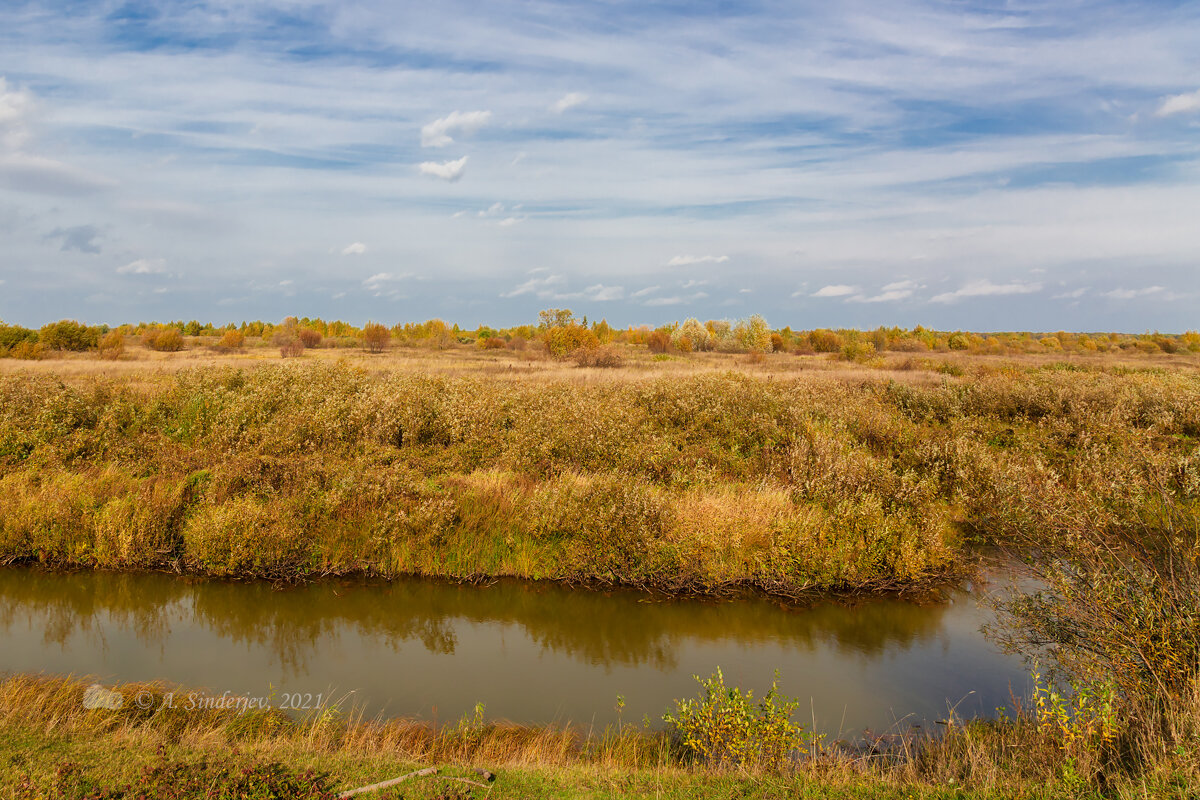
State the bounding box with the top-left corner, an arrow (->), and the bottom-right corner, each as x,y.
0,567 -> 1026,734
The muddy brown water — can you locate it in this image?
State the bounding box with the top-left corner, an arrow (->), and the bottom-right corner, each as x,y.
0,567 -> 1027,735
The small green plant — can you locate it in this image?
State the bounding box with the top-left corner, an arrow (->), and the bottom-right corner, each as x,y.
663,668 -> 819,772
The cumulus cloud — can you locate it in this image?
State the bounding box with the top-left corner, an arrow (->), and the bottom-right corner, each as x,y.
1102,286 -> 1164,299
341,242 -> 367,255
811,284 -> 858,298
930,280 -> 1043,304
551,92 -> 587,113
45,224 -> 102,254
420,110 -> 491,147
1155,89 -> 1200,117
667,254 -> 729,266
116,258 -> 166,275
418,156 -> 468,182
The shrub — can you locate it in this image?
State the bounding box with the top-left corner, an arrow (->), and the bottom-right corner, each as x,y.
98,331 -> 124,360
480,337 -> 506,350
770,333 -> 786,353
272,330 -> 304,358
809,329 -> 843,353
506,336 -> 527,351
39,320 -> 99,351
0,323 -> 37,351
673,318 -> 711,352
362,322 -> 390,353
297,328 -> 323,349
664,668 -> 818,772
648,330 -> 671,354
217,329 -> 245,350
736,314 -> 772,353
573,344 -> 623,368
9,340 -> 45,360
543,324 -> 597,358
143,326 -> 185,352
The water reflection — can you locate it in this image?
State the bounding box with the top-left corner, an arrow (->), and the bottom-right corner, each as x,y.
0,567 -> 1026,733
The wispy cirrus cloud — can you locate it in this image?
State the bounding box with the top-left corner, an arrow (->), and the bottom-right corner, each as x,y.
1155,89 -> 1200,117
116,258 -> 166,275
551,92 -> 587,113
668,255 -> 728,267
930,280 -> 1043,304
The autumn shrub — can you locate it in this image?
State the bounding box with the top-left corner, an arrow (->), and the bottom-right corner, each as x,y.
9,341 -> 45,360
361,322 -> 389,353
573,344 -> 624,368
808,329 -> 843,353
506,336 -> 527,351
543,323 -> 597,358
271,330 -> 304,358
216,329 -> 245,350
480,336 -> 506,350
39,319 -> 100,351
647,330 -> 671,354
664,668 -> 818,773
143,326 -> 185,352
0,322 -> 37,352
297,328 -> 323,349
98,330 -> 124,360
770,333 -> 786,352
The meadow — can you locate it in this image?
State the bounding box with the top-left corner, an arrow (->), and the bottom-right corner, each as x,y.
2,315 -> 1199,796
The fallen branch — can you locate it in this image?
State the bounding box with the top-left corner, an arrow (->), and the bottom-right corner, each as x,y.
338,766 -> 439,798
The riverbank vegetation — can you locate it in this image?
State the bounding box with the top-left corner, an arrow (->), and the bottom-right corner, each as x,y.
2,671 -> 1196,798
1,346 -> 1198,596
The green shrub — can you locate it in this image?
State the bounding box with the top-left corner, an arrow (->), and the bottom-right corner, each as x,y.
664,668 -> 819,772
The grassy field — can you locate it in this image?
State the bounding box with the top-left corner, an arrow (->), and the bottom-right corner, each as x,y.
1,341 -> 1198,595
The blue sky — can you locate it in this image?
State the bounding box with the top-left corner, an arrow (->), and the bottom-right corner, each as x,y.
1,0 -> 1198,331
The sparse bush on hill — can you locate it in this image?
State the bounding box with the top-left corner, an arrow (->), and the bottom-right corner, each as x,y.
297,328 -> 322,349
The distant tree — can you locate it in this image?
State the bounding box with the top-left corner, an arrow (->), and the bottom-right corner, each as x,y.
362,322 -> 390,354
143,326 -> 185,352
538,308 -> 575,329
217,329 -> 245,350
297,328 -> 322,349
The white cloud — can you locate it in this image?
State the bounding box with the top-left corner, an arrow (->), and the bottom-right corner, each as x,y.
362,272 -> 412,291
116,258 -> 166,275
583,283 -> 623,301
881,280 -> 920,292
644,295 -> 685,306
667,254 -> 729,266
478,202 -> 505,217
420,110 -> 491,147
497,216 -> 522,227
341,242 -> 367,255
418,156 -> 468,182
632,285 -> 660,298
0,77 -> 32,149
812,284 -> 858,298
501,272 -> 565,298
930,280 -> 1043,304
1053,287 -> 1089,299
551,92 -> 587,113
1102,286 -> 1164,299
1155,89 -> 1200,117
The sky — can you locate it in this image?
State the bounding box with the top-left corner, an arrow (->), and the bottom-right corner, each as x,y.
1,0 -> 1198,332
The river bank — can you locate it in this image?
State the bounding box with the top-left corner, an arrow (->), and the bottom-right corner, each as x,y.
2,361 -> 1196,596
